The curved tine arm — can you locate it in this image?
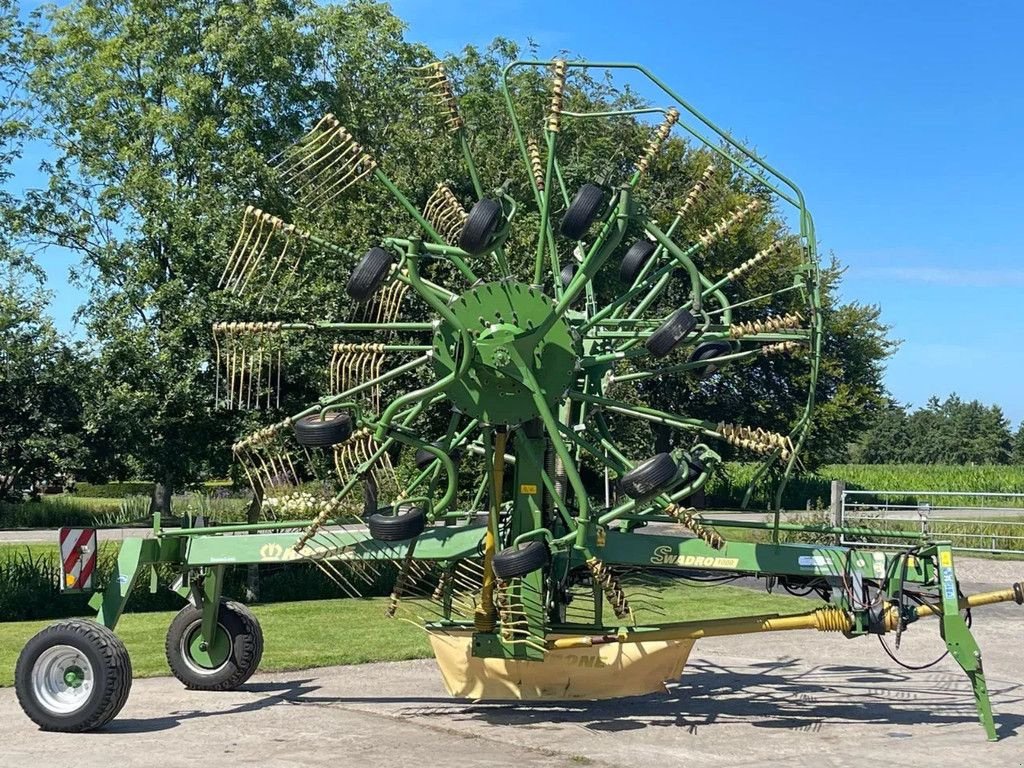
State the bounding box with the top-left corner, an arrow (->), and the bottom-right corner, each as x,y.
374,248 -> 472,441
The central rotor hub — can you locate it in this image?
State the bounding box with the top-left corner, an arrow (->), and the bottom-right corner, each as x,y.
432,281 -> 578,425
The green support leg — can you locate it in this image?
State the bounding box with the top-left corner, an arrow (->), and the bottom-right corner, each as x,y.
934,544 -> 998,741
90,538 -> 158,630
199,565 -> 225,647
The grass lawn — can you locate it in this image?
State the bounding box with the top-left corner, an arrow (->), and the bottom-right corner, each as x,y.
0,583 -> 813,687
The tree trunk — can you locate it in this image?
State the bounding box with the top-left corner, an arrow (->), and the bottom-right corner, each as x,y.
653,423 -> 672,454
151,473 -> 172,519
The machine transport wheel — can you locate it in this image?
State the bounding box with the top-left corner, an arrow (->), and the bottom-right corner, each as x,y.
492,541 -> 550,580
645,307 -> 697,358
620,453 -> 679,499
619,239 -> 656,284
347,246 -> 395,300
458,198 -> 502,255
292,410 -> 353,447
166,600 -> 263,691
415,442 -> 463,470
368,504 -> 426,541
560,183 -> 606,239
15,619 -> 133,732
689,340 -> 732,378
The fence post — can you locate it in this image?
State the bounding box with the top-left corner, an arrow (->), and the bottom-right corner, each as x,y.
830,480 -> 845,545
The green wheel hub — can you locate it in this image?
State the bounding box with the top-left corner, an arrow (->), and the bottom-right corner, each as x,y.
187,625 -> 231,669
62,666 -> 84,688
432,280 -> 578,425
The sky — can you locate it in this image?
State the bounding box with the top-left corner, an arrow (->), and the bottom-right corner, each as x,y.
15,1 -> 1024,423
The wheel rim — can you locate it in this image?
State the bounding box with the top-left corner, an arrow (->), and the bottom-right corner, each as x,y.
31,645 -> 94,714
180,620 -> 232,675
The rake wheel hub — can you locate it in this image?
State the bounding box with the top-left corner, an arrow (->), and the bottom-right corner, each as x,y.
432,280 -> 577,425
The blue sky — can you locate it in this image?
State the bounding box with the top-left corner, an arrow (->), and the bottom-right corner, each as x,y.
16,1 -> 1024,423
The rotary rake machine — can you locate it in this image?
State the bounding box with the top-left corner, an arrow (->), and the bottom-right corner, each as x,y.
15,60 -> 1024,738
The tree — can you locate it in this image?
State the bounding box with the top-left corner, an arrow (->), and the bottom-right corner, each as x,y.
1013,423 -> 1024,465
21,0 -> 434,511
0,258 -> 87,499
857,394 -> 1015,465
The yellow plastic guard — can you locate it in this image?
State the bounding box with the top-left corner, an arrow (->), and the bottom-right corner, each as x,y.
428,630 -> 694,700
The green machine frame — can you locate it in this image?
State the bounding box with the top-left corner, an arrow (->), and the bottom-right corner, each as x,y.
26,59 -> 1024,740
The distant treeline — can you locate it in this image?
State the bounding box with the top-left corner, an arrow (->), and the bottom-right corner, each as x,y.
848,394 -> 1023,466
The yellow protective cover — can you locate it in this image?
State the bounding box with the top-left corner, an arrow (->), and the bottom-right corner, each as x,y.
428,630 -> 694,700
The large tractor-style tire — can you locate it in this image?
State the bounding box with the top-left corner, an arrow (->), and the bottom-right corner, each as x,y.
165,600 -> 263,691
15,619 -> 133,732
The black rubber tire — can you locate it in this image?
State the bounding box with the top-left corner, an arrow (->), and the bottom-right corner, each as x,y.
645,308 -> 698,358
347,246 -> 395,301
458,198 -> 502,255
492,541 -> 550,580
620,453 -> 680,499
166,600 -> 263,691
619,239 -> 656,285
683,454 -> 706,483
414,442 -> 463,470
560,262 -> 577,287
689,340 -> 732,378
292,411 -> 353,448
15,619 -> 133,732
368,504 -> 426,541
560,183 -> 606,239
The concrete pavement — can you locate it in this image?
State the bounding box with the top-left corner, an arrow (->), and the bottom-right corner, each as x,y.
2,605 -> 1022,768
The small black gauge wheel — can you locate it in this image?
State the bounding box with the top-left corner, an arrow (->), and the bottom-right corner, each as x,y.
368,504 -> 427,541
560,262 -> 577,287
347,247 -> 395,301
689,340 -> 733,378
619,239 -> 656,285
492,541 -> 550,580
415,442 -> 463,470
619,453 -> 679,499
560,183 -> 606,239
458,198 -> 503,255
292,411 -> 353,448
645,308 -> 698,358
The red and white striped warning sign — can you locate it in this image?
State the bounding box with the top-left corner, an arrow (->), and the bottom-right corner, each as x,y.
59,527 -> 97,592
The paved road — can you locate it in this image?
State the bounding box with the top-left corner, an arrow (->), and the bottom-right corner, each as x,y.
0,527 -> 152,544
2,601 -> 1023,768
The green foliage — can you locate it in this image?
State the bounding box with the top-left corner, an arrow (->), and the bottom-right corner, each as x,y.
852,394 -> 1014,465
73,481 -> 156,498
708,461 -> 1024,510
0,540 -> 399,621
0,497 -> 98,528
0,260 -> 89,499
